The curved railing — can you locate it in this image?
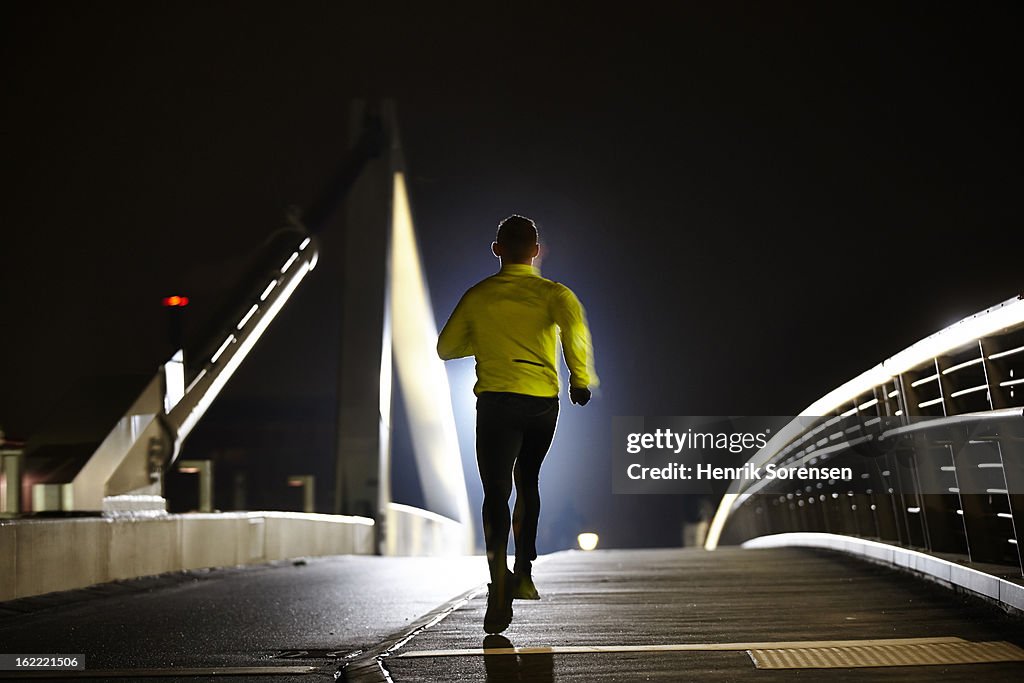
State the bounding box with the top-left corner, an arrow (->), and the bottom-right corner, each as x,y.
706,294 -> 1024,578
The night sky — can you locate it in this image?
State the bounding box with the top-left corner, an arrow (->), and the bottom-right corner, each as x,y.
2,2 -> 1021,549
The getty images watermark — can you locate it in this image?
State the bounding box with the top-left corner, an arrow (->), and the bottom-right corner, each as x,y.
612,416 -> 852,495
613,414 -> 1024,495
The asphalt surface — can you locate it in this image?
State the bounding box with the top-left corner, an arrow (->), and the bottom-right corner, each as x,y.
0,555 -> 485,682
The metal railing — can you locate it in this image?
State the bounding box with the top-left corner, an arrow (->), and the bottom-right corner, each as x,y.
707,294 -> 1024,577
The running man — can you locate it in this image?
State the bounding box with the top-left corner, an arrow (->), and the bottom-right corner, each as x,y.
437,214 -> 598,633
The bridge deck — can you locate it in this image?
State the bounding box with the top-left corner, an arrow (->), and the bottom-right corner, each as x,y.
383,547 -> 1024,681
2,547 -> 1023,681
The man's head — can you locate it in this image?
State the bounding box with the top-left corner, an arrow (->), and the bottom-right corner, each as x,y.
492,215 -> 540,264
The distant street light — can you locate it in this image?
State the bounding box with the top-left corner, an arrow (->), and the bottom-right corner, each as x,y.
577,532 -> 599,551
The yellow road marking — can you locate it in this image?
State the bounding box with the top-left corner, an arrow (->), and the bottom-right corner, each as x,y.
750,640 -> 1024,669
397,636 -> 967,658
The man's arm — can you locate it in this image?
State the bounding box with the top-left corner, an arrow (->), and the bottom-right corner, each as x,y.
552,286 -> 598,402
437,292 -> 474,360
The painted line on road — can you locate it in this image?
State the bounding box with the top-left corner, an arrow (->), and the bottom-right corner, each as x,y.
0,665 -> 317,679
397,636 -> 968,658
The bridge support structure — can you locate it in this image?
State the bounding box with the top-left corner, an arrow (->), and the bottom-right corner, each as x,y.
333,101 -> 472,554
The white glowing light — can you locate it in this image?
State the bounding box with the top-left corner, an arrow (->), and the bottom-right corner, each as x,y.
1000,378 -> 1024,387
211,335 -> 236,364
577,532 -> 599,551
389,172 -> 472,531
259,280 -> 278,301
237,304 -> 259,330
299,237 -> 311,250
943,357 -> 983,374
858,398 -> 878,411
907,507 -> 921,513
949,385 -> 987,398
163,350 -> 185,413
989,345 -> 1024,360
911,373 -> 939,388
281,252 -> 299,273
887,297 -> 1024,373
704,492 -> 738,550
801,364 -> 893,421
185,369 -> 207,394
918,397 -> 944,409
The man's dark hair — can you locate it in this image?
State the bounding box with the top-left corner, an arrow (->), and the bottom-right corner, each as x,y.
496,215 -> 539,261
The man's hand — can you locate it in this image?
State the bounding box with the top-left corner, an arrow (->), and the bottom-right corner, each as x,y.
569,387 -> 591,406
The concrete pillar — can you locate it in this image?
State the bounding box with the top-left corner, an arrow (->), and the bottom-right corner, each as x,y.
333,100 -> 398,553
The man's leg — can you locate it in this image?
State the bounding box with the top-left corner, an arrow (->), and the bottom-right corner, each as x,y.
512,397 -> 558,579
476,394 -> 524,632
476,394 -> 523,586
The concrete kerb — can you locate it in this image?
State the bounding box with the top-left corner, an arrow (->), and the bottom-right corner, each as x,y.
741,532 -> 1024,615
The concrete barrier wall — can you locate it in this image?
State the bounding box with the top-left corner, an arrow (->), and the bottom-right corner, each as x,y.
384,502 -> 469,556
0,512 -> 375,602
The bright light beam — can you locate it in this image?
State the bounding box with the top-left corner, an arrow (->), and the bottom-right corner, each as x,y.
389,172 -> 472,536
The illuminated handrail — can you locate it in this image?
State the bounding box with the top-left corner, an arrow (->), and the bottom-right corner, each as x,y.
706,294 -> 1024,571
170,232 -> 318,449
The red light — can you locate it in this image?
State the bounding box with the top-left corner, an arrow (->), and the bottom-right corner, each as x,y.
162,296 -> 190,307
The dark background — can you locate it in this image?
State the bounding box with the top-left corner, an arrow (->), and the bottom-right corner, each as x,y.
1,2 -> 1020,550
